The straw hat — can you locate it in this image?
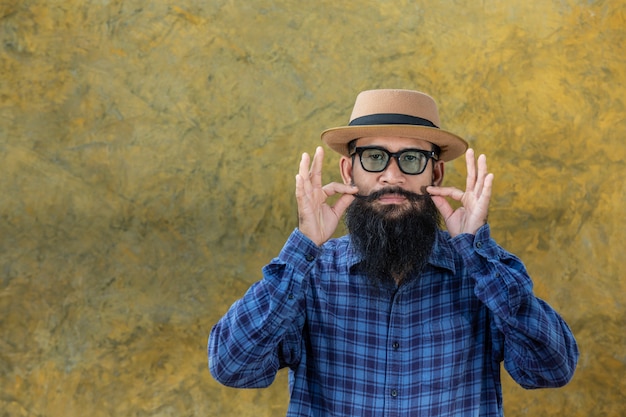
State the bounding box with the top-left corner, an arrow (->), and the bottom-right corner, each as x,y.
321,89 -> 468,161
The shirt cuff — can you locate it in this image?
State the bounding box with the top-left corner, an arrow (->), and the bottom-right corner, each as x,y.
276,228 -> 322,271
451,223 -> 501,264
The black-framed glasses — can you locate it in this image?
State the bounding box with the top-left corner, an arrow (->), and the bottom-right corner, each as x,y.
351,146 -> 438,175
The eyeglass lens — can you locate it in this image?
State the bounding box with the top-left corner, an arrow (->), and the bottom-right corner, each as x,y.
358,147 -> 431,175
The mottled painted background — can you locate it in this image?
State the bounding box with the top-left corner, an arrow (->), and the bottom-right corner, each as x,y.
1,0 -> 625,416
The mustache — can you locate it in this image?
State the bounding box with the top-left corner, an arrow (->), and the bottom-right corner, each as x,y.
353,187 -> 430,203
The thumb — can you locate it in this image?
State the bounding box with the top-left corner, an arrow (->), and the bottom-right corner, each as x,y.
331,193 -> 356,219
430,195 -> 454,220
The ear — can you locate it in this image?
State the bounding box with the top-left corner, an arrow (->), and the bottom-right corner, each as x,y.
339,156 -> 354,185
432,160 -> 445,186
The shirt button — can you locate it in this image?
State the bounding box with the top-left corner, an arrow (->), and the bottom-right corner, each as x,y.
305,254 -> 315,262
392,342 -> 400,350
391,389 -> 398,397
475,242 -> 483,249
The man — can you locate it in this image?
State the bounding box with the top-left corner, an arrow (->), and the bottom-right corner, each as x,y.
208,89 -> 578,416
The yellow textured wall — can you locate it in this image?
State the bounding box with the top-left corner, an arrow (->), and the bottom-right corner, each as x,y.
1,0 -> 625,416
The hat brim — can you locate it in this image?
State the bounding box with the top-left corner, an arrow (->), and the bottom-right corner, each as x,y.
321,125 -> 468,162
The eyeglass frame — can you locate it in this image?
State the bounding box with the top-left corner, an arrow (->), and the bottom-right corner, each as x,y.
349,145 -> 439,175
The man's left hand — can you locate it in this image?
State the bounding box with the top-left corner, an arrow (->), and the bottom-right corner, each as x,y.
426,148 -> 494,237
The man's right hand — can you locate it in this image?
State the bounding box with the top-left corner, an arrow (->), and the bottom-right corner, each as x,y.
295,146 -> 359,246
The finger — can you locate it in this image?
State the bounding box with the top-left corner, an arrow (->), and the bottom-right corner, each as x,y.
321,182 -> 359,197
427,185 -> 465,202
297,151 -> 315,198
298,152 -> 311,184
474,153 -> 488,197
309,146 -> 324,188
295,174 -> 311,208
465,148 -> 476,192
430,195 -> 455,220
322,182 -> 359,217
331,193 -> 357,219
296,152 -> 315,202
480,172 -> 494,203
295,174 -> 312,223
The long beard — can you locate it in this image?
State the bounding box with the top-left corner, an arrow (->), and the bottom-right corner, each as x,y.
344,187 -> 441,287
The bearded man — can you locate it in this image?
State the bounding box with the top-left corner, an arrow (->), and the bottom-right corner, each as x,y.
208,89 -> 578,417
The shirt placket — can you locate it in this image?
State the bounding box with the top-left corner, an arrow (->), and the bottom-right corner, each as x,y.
384,289 -> 405,417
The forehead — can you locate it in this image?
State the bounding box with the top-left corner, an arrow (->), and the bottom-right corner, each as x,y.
354,136 -> 433,151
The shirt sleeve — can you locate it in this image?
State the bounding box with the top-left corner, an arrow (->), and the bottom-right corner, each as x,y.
208,229 -> 319,388
452,224 -> 579,389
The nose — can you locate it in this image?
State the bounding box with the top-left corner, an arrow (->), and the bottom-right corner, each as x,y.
379,158 -> 405,185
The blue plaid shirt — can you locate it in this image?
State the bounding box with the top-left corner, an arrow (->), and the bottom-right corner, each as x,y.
209,225 -> 578,416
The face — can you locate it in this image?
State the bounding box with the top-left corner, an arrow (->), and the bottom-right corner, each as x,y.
340,136 -> 445,208
341,136 -> 445,286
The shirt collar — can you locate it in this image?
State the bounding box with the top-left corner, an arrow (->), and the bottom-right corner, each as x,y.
345,230 -> 457,274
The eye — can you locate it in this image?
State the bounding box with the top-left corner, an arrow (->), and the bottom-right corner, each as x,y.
400,152 -> 424,162
363,149 -> 387,161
